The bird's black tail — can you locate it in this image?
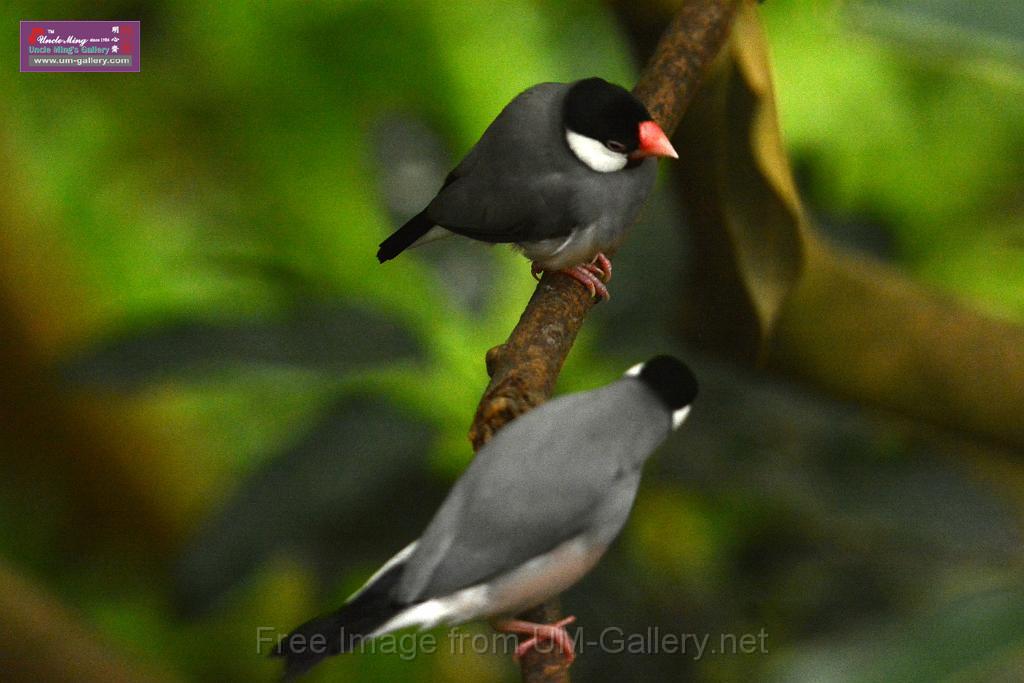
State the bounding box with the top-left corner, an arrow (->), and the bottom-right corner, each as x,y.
377,211 -> 433,263
271,562 -> 407,680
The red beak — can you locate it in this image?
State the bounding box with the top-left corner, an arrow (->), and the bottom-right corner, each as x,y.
633,120 -> 678,159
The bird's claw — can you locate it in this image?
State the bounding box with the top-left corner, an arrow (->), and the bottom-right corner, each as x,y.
531,253 -> 613,300
495,615 -> 577,665
587,252 -> 613,283
563,265 -> 610,300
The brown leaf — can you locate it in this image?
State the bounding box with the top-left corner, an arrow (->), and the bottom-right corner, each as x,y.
676,1 -> 807,361
674,2 -> 1024,449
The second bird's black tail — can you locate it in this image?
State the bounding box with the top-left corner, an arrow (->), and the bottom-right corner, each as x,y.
377,211 -> 433,263
271,562 -> 407,680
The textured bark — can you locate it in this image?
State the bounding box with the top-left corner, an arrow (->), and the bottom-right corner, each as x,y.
467,1 -> 742,680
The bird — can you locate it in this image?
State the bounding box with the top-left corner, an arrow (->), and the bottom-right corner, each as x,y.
376,77 -> 678,300
271,355 -> 699,678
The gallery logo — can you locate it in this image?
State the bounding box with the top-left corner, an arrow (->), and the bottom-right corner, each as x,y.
20,21 -> 140,73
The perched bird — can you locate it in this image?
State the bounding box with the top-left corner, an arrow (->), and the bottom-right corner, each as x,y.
376,77 -> 678,299
272,355 -> 698,678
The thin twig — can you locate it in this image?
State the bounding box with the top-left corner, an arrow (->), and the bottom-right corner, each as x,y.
466,2 -> 741,681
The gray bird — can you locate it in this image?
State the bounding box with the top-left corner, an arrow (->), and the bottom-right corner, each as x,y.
272,355 -> 698,678
376,77 -> 678,299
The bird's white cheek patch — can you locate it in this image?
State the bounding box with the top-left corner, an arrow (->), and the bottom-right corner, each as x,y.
565,130 -> 628,173
671,405 -> 691,431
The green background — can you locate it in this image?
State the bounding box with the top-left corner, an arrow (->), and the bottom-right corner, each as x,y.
2,0 -> 1023,681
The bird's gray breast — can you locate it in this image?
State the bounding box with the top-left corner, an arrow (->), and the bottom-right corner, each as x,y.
518,158 -> 657,271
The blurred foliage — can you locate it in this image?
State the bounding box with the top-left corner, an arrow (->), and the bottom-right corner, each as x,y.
677,2 -> 1024,448
763,0 -> 1024,321
2,0 -> 1024,682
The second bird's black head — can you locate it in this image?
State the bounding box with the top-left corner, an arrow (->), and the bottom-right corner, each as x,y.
563,77 -> 678,160
632,355 -> 700,412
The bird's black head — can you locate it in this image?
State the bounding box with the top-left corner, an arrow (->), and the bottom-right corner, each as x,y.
631,355 -> 699,413
563,77 -> 652,154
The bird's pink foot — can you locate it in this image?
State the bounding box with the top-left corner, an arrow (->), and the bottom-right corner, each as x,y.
493,615 -> 577,665
562,265 -> 610,300
531,253 -> 613,300
587,252 -> 613,283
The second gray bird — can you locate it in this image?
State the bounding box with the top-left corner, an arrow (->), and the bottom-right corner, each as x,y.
376,77 -> 678,299
273,355 -> 699,678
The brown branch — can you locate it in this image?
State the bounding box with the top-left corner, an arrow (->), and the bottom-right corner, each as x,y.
467,2 -> 741,680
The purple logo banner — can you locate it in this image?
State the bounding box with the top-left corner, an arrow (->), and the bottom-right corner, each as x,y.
21,21 -> 140,72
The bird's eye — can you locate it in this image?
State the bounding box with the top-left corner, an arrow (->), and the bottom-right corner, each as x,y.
605,140 -> 627,153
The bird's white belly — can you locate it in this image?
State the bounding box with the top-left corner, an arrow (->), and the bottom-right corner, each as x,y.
482,537 -> 607,618
517,224 -> 606,271
372,536 -> 606,636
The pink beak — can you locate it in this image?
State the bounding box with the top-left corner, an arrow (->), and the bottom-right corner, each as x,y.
633,120 -> 678,159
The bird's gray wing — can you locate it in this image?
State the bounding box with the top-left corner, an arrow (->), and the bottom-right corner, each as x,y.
425,82 -> 584,243
394,381 -> 668,603
426,171 -> 579,243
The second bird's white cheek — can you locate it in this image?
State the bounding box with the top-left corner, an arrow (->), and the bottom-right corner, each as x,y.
565,130 -> 628,173
671,405 -> 691,431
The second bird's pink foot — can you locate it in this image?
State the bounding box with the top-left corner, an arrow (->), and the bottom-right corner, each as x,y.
493,615 -> 578,665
